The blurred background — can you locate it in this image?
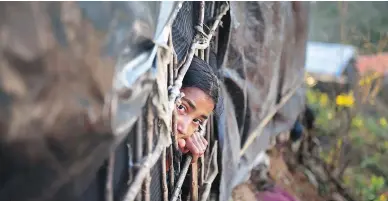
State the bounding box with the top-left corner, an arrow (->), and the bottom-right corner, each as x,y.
304,2 -> 388,201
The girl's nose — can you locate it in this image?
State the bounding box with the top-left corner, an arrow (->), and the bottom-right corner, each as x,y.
177,116 -> 191,136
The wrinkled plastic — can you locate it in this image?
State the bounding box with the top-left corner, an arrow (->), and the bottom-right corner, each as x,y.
0,2 -> 178,201
218,2 -> 309,200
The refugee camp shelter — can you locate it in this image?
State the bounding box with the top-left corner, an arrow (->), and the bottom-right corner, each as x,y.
304,41 -> 358,98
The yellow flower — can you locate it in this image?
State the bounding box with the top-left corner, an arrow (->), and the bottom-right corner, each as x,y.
336,94 -> 355,107
379,194 -> 387,201
380,117 -> 387,127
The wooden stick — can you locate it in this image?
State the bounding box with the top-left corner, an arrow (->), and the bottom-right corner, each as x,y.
199,142 -> 218,201
142,104 -> 154,201
105,152 -> 115,201
171,156 -> 193,201
198,1 -> 205,26
168,26 -> 177,197
196,1 -> 206,193
199,156 -> 205,187
161,149 -> 169,201
171,111 -> 182,201
134,117 -> 143,201
123,138 -> 165,201
240,81 -> 303,156
135,116 -> 143,169
168,28 -> 175,86
191,162 -> 199,201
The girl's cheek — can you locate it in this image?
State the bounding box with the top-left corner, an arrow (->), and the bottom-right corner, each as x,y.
187,126 -> 195,137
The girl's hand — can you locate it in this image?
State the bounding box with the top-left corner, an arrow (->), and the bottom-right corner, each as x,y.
177,132 -> 208,163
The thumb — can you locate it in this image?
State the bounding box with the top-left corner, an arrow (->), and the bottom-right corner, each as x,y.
178,139 -> 189,153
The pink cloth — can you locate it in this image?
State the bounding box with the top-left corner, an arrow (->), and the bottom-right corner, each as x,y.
256,186 -> 298,201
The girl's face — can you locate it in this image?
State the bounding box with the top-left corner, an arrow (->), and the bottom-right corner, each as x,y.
175,87 -> 214,139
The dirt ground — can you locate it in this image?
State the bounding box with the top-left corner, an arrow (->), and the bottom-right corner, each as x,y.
232,149 -> 325,201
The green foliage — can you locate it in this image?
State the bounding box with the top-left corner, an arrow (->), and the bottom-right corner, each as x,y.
355,175 -> 386,201
307,3 -> 388,198
306,88 -> 388,198
360,153 -> 381,169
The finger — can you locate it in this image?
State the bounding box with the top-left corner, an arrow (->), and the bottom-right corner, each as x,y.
196,135 -> 208,155
200,136 -> 208,155
178,139 -> 189,153
196,133 -> 207,152
178,139 -> 186,149
186,137 -> 201,156
193,134 -> 205,153
192,133 -> 203,153
200,135 -> 208,148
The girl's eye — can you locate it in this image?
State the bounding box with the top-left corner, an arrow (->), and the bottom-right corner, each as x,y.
177,104 -> 186,112
193,118 -> 202,125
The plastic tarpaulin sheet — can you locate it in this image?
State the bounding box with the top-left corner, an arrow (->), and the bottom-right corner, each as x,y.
218,2 -> 309,200
0,2 -> 178,201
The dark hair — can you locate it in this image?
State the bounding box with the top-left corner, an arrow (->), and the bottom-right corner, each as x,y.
182,56 -> 220,108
